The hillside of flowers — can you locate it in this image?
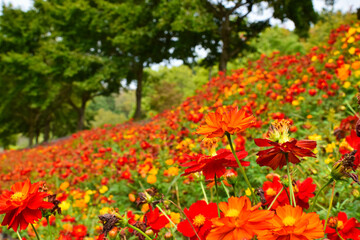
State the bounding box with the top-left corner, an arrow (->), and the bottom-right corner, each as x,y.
1,22 -> 360,240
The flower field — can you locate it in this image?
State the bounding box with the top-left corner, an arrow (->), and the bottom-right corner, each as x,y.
1,21 -> 360,240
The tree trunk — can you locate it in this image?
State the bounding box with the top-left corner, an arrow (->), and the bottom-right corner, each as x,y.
28,125 -> 34,147
35,130 -> 39,145
219,16 -> 230,73
77,97 -> 87,131
219,51 -> 228,72
43,120 -> 50,143
134,63 -> 144,120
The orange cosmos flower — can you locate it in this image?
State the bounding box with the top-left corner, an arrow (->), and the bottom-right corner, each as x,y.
258,205 -> 324,240
207,196 -> 274,240
196,106 -> 255,138
0,179 -> 53,231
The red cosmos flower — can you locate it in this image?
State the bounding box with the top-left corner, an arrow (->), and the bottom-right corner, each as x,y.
144,206 -> 169,233
255,138 -> 317,169
294,177 -> 316,209
61,215 -> 76,223
72,224 -> 87,238
262,176 -> 288,210
196,106 -> 255,138
255,120 -> 316,170
181,149 -> 249,180
0,179 -> 53,232
263,176 -> 316,210
345,130 -> 360,169
325,212 -> 360,240
177,200 -> 218,240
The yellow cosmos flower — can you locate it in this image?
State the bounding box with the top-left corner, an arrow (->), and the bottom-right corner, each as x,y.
245,188 -> 255,196
349,47 -> 356,55
325,157 -> 335,164
100,207 -> 111,215
59,201 -> 70,211
292,100 -> 300,106
308,134 -> 322,141
348,37 -> 355,43
148,167 -> 158,175
344,81 -> 351,89
325,143 -> 336,153
99,185 -> 108,194
84,194 -> 90,203
347,27 -> 356,36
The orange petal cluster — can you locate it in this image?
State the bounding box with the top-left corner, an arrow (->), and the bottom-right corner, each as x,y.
207,196 -> 274,239
258,205 -> 324,240
196,106 -> 255,138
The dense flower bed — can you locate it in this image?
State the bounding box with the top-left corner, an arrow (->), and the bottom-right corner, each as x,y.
0,22 -> 360,239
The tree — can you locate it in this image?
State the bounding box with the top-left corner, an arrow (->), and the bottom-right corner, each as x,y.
268,0 -> 318,38
34,0 -> 123,129
101,0 -> 176,119
170,0 -> 317,72
0,6 -> 62,146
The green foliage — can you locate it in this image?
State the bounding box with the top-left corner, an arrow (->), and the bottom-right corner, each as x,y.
251,27 -> 306,55
142,65 -> 208,116
88,91 -> 135,127
269,0 -> 318,38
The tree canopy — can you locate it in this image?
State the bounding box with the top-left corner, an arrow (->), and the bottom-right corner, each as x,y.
0,0 -> 321,148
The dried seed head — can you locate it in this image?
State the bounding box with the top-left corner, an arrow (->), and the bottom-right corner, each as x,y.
98,214 -> 120,237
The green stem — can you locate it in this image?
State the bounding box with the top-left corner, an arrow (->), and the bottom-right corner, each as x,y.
200,181 -> 209,204
46,217 -> 52,240
168,200 -> 201,240
156,205 -> 176,228
310,178 -> 334,212
221,181 -> 230,199
345,100 -> 360,118
31,223 -> 41,240
286,156 -> 295,207
336,227 -> 345,240
16,231 -> 22,240
226,133 -> 258,203
267,187 -> 284,210
214,174 -> 221,217
126,224 -> 152,240
292,187 -> 297,207
324,182 -> 336,231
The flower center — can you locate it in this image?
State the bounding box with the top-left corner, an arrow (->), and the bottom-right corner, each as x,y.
193,214 -> 206,227
225,209 -> 240,217
337,220 -> 344,230
268,120 -> 290,144
283,216 -> 296,226
266,188 -> 277,196
11,192 -> 25,201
